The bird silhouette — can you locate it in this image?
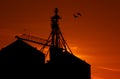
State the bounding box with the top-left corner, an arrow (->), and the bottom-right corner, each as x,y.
73,14 -> 78,18
73,12 -> 82,18
77,12 -> 82,16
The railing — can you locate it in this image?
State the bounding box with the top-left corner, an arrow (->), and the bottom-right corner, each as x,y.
15,34 -> 51,46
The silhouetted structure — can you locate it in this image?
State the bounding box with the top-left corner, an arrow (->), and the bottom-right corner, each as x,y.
0,8 -> 91,79
47,50 -> 90,79
0,39 -> 45,65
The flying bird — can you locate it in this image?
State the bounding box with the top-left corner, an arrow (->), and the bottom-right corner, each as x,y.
73,12 -> 82,18
77,12 -> 82,16
73,14 -> 78,18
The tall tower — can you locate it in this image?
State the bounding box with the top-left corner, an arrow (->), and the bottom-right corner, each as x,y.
49,8 -> 72,63
51,8 -> 61,49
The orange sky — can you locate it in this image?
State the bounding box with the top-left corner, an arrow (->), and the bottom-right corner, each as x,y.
0,0 -> 120,79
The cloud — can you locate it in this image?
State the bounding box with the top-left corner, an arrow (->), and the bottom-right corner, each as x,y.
98,66 -> 120,72
92,75 -> 104,79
